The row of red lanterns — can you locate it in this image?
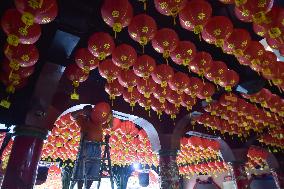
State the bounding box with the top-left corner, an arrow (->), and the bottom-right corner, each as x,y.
0,0 -> 58,108
194,112 -> 251,138
241,88 -> 284,117
178,136 -> 221,165
219,0 -> 284,56
179,161 -> 229,178
100,0 -> 241,91
258,133 -> 284,150
218,93 -> 283,127
247,146 -> 269,169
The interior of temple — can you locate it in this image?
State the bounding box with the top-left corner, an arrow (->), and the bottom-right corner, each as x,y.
0,0 -> 283,188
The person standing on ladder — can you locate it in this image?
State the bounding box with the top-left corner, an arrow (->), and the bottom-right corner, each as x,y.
71,102 -> 112,189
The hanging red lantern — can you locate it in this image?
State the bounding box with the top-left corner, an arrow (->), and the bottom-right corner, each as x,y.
220,69 -> 240,91
118,69 -> 139,92
137,77 -> 157,98
0,72 -> 28,94
151,64 -> 174,87
112,44 -> 137,70
168,72 -> 190,94
74,48 -> 99,73
202,16 -> 233,47
91,102 -> 112,125
65,64 -> 89,98
101,0 -> 133,37
260,51 -> 278,75
154,0 -> 187,24
205,61 -> 228,85
152,28 -> 179,61
1,58 -> 35,79
223,28 -> 251,57
170,41 -> 196,66
151,97 -> 166,118
238,41 -> 265,69
98,59 -> 121,83
4,43 -> 39,68
179,0 -> 212,35
235,0 -> 274,24
1,9 -> 41,46
133,55 -> 156,80
167,89 -> 184,108
15,0 -> 58,25
123,87 -> 141,109
105,79 -> 124,101
88,32 -> 115,61
189,51 -> 213,77
165,102 -> 179,120
184,77 -> 203,98
181,94 -> 196,111
197,82 -> 215,102
138,95 -> 152,111
153,85 -> 170,103
128,14 -> 157,51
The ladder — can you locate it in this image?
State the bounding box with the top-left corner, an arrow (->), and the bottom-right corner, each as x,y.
70,135 -> 114,189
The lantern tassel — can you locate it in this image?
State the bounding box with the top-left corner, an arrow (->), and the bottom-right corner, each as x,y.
143,1 -> 146,10
142,45 -> 145,54
268,80 -> 272,86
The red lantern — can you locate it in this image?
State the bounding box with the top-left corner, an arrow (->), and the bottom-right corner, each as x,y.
91,102 -> 112,125
65,63 -> 89,84
238,41 -> 265,69
165,102 -> 179,120
205,61 -> 228,85
137,78 -> 157,98
128,14 -> 157,49
235,0 -> 274,24
181,94 -> 196,111
88,32 -> 115,60
0,72 -> 28,94
133,55 -> 156,79
189,51 -> 212,77
118,69 -> 139,92
138,95 -> 152,111
197,82 -> 215,102
15,0 -> 58,25
151,64 -> 174,87
179,0 -> 212,35
170,41 -> 196,66
1,9 -> 41,46
153,85 -> 170,103
105,79 -> 124,100
98,59 -> 121,83
123,87 -> 141,109
151,28 -> 179,60
223,28 -> 251,57
184,77 -> 203,98
101,0 -> 133,36
154,0 -> 186,24
202,16 -> 233,47
112,44 -> 137,70
4,43 -> 39,68
1,58 -> 35,79
167,89 -> 184,108
220,69 -> 240,91
168,72 -> 190,94
151,97 -> 166,118
74,48 -> 99,72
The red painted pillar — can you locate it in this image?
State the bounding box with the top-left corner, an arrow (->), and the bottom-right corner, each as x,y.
159,150 -> 180,189
229,162 -> 249,189
1,126 -> 47,189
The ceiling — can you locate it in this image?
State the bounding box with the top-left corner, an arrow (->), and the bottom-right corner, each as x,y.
0,0 -> 283,150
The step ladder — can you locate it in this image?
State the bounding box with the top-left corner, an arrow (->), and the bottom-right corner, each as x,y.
70,135 -> 114,189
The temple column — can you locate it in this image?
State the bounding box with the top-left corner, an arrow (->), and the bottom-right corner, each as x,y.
229,162 -> 249,189
159,149 -> 180,189
1,125 -> 47,189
